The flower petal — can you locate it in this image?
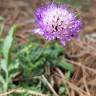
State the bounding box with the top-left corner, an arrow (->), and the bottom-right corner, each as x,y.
60,40 -> 66,46
32,28 -> 44,36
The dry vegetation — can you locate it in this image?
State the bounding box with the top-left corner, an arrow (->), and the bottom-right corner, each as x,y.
0,0 -> 96,96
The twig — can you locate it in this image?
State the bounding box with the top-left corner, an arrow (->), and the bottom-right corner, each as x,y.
0,89 -> 16,96
0,88 -> 47,96
71,89 -> 75,96
82,68 -> 91,96
56,68 -> 89,96
67,60 -> 96,74
17,19 -> 35,28
76,41 -> 96,56
87,78 -> 96,86
42,75 -> 59,96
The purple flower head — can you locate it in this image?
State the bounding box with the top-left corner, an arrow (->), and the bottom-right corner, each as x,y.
34,3 -> 82,46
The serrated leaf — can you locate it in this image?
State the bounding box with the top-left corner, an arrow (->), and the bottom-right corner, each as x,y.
58,58 -> 74,73
8,60 -> 19,72
2,25 -> 17,63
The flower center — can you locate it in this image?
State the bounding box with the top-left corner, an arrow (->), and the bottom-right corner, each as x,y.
43,7 -> 73,33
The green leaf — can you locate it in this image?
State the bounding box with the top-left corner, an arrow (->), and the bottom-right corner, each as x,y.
0,75 -> 5,85
9,72 -> 20,82
59,86 -> 65,94
0,59 -> 7,74
8,59 -> 19,72
0,75 -> 8,92
65,71 -> 72,80
56,0 -> 71,3
58,58 -> 74,73
0,16 -> 4,21
2,25 -> 17,63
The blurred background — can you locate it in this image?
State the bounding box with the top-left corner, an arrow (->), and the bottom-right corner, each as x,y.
0,0 -> 96,96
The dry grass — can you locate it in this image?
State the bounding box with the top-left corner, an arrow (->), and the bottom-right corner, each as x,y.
0,0 -> 96,96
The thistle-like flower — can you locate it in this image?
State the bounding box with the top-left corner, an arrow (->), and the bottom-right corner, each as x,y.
34,3 -> 82,46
